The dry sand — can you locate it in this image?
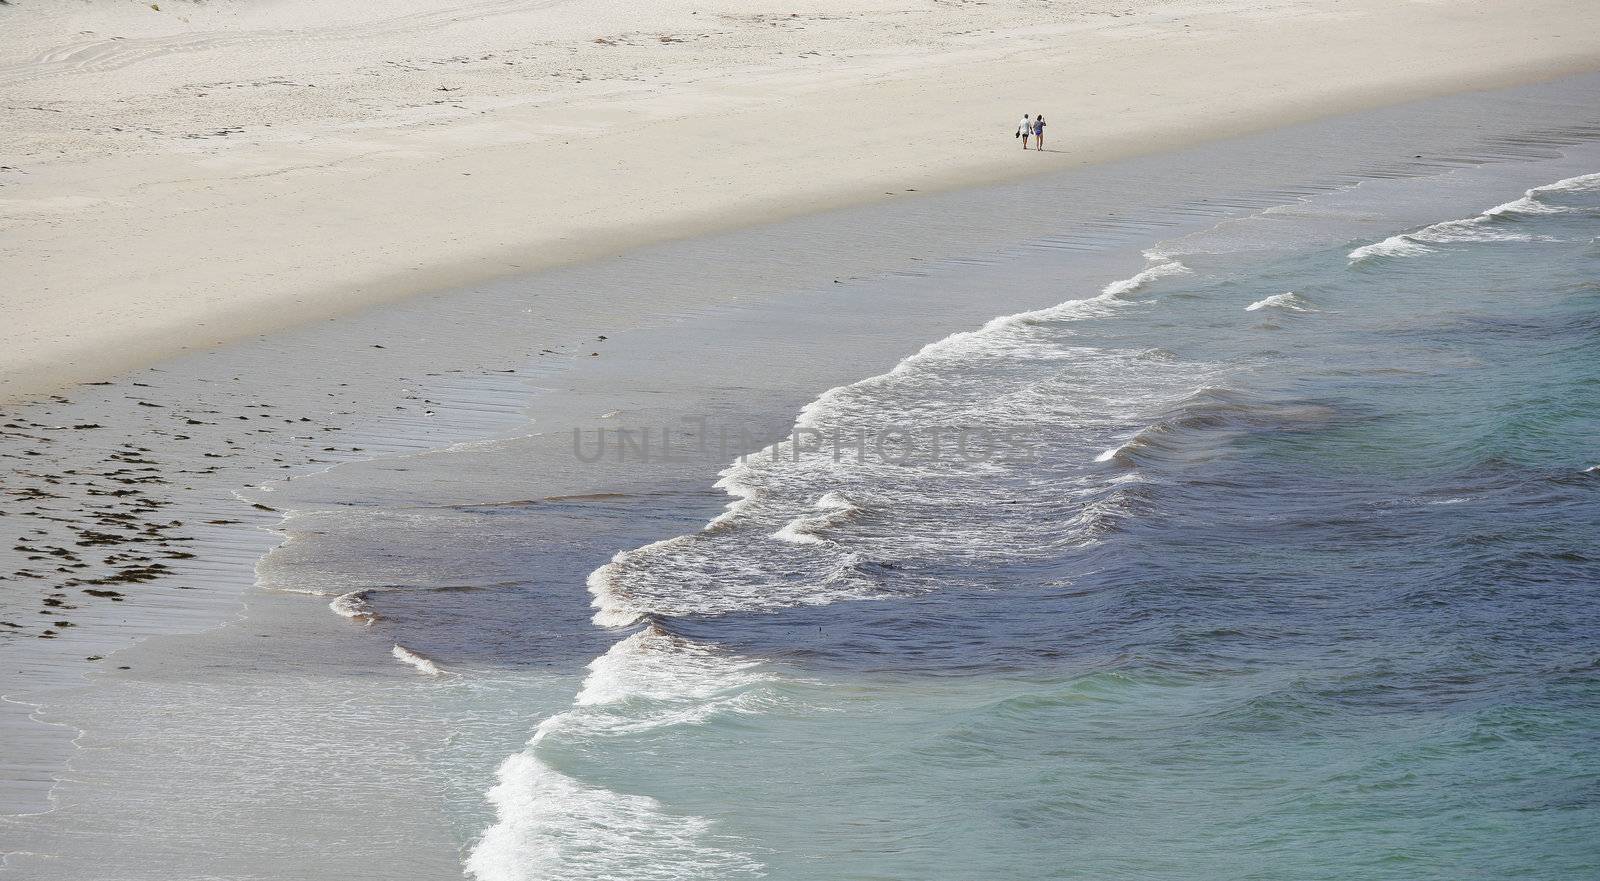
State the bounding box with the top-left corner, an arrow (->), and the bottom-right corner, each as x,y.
2,0 -> 1598,401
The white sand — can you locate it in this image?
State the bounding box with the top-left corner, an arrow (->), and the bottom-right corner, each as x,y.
2,0 -> 1598,400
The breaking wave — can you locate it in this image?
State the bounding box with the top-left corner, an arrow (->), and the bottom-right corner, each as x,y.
330,590 -> 376,623
771,491 -> 863,545
391,644 -> 440,675
1348,171 -> 1597,264
1245,292 -> 1316,312
466,629 -> 774,881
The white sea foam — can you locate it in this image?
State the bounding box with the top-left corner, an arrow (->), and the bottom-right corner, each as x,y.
1484,195 -> 1564,217
1348,172 -> 1599,264
814,490 -> 857,511
1414,218 -> 1538,245
329,590 -> 375,624
1093,444 -> 1128,463
586,535 -> 694,628
390,644 -> 440,675
803,256 -> 1184,391
468,752 -> 760,881
1482,172 -> 1600,217
1348,234 -> 1435,262
1101,259 -> 1191,297
573,628 -> 769,708
770,519 -> 826,545
1527,171 -> 1600,196
771,491 -> 862,545
1348,220 -> 1539,263
704,469 -> 761,530
588,525 -> 877,625
467,631 -> 769,881
1245,291 -> 1316,312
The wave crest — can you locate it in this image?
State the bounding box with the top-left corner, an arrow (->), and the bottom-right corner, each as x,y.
771,491 -> 864,545
1348,171 -> 1598,264
466,629 -> 772,881
1245,291 -> 1316,313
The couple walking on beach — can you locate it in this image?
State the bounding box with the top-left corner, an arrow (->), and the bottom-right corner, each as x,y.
1017,113 -> 1046,150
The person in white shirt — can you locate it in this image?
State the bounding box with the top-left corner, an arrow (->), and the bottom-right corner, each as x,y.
1019,113 -> 1032,149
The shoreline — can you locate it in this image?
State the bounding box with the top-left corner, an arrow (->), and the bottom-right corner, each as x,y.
4,0 -> 1600,402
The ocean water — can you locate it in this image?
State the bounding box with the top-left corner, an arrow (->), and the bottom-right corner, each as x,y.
471,174 -> 1600,879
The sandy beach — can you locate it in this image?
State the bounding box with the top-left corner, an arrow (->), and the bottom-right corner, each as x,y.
3,0 -> 1599,400
6,1 -> 1600,878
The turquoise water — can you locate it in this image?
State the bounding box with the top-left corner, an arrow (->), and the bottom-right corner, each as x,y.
471,173 -> 1600,879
